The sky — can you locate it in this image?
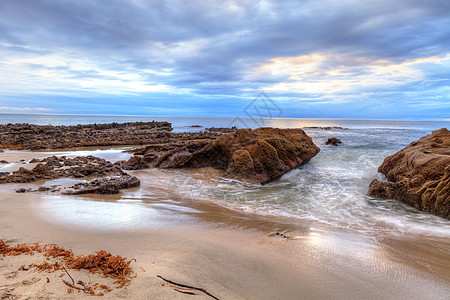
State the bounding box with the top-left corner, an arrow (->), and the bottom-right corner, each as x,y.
0,0 -> 449,119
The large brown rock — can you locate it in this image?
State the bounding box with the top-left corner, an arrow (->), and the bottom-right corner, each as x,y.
124,127 -> 320,184
368,128 -> 450,218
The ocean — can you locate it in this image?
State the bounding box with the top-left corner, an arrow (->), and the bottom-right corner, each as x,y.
1,113 -> 449,237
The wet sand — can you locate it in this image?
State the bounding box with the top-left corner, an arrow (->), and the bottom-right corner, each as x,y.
1,151 -> 449,299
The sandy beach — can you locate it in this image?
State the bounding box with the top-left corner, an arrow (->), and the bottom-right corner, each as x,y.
1,149 -> 450,299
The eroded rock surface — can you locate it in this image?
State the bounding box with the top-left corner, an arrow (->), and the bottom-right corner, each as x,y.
368,128 -> 450,218
62,176 -> 140,195
0,121 -> 172,150
122,127 -> 320,184
0,155 -> 139,195
205,127 -> 238,133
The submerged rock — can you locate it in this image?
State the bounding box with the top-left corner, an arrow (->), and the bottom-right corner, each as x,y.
123,127 -> 320,184
368,128 -> 450,219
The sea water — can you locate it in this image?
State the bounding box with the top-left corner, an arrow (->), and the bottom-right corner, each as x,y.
1,113 -> 449,236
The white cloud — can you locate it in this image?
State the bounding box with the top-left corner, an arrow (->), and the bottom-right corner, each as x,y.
0,107 -> 51,111
0,51 -> 192,96
256,54 -> 448,96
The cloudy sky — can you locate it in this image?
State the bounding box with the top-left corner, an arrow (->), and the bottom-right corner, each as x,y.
0,0 -> 449,119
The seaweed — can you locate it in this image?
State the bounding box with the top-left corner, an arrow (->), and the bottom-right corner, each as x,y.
1,239 -> 135,296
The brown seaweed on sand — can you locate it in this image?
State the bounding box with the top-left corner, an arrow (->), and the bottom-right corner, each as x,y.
1,239 -> 135,295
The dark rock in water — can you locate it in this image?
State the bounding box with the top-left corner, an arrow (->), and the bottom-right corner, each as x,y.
62,176 -> 140,195
0,160 -> 8,164
304,126 -> 348,130
368,128 -> 450,219
29,158 -> 41,163
325,138 -> 342,146
205,127 -> 237,133
38,186 -> 51,192
123,127 -> 320,184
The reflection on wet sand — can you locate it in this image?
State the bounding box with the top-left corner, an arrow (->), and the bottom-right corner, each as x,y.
28,168 -> 450,288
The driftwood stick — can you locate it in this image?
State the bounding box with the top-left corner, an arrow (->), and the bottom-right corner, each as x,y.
157,275 -> 219,300
62,280 -> 84,291
62,265 -> 74,285
174,289 -> 196,295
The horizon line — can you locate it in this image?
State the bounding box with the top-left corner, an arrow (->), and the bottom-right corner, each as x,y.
0,112 -> 449,122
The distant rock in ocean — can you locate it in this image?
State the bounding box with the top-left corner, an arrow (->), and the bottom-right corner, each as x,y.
325,138 -> 342,146
123,127 -> 320,184
304,126 -> 348,130
368,128 -> 450,219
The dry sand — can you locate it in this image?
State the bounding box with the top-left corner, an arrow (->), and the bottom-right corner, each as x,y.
1,151 -> 449,299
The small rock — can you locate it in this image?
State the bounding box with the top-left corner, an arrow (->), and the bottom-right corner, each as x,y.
38,186 -> 51,191
274,232 -> 290,239
325,138 -> 342,146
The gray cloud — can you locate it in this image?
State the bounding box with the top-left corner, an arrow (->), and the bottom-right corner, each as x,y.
0,0 -> 449,117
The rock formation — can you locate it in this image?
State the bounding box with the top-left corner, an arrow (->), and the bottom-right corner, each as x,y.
205,126 -> 238,133
0,155 -> 140,195
325,138 -> 342,146
0,121 -> 172,150
368,128 -> 450,219
61,176 -> 140,195
122,127 -> 320,184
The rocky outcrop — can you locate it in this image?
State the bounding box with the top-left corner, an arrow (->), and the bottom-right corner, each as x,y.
325,138 -> 342,146
368,128 -> 450,219
205,126 -> 238,133
0,121 -> 172,150
0,155 -> 140,195
122,127 -> 320,184
61,176 -> 140,195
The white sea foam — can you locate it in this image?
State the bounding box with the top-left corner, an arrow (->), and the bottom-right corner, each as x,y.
165,126 -> 450,238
